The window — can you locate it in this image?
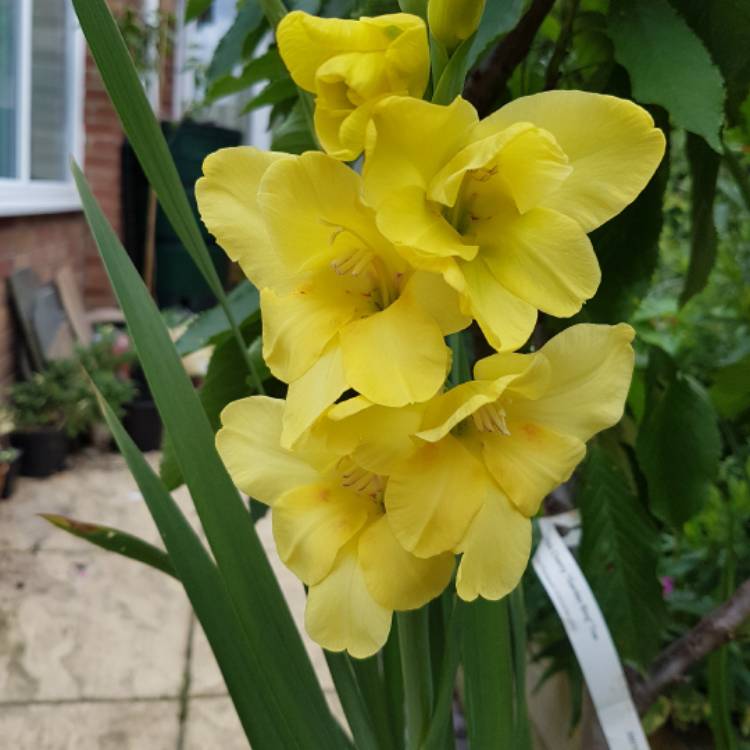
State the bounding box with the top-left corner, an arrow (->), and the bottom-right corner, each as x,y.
0,0 -> 85,216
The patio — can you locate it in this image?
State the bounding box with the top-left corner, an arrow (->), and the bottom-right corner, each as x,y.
0,450 -> 340,749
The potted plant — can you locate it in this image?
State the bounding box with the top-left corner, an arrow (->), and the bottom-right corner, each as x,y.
0,446 -> 22,499
76,326 -> 137,450
8,359 -> 90,477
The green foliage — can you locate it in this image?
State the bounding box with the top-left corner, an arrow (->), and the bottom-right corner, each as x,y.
609,0 -> 725,150
8,360 -> 91,436
637,362 -> 722,527
578,443 -> 665,666
681,133 -> 721,304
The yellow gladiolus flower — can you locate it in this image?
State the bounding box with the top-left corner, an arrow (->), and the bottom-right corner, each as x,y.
276,11 -> 429,161
364,91 -> 666,352
196,147 -> 468,447
216,396 -> 454,658
428,0 -> 486,51
320,323 -> 635,601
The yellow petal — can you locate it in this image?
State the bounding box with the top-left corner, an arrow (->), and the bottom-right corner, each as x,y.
416,379 -> 513,443
272,482 -> 369,585
196,147 -> 292,289
261,285 -> 356,383
364,96 -> 477,204
481,421 -> 586,517
510,323 -> 635,442
320,399 -> 425,475
376,186 -> 478,262
478,90 -> 666,232
459,258 -> 537,351
305,539 -> 392,659
276,11 -> 381,92
401,270 -> 470,335
386,435 -> 487,557
339,293 -> 450,407
456,485 -> 532,601
258,151 -> 385,277
216,397 -> 318,505
282,341 -> 349,449
481,206 -> 601,318
358,516 -> 454,610
383,20 -> 430,97
314,105 -> 353,161
473,351 -> 551,400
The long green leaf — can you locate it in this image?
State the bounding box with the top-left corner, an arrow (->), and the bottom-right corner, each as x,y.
73,162 -> 346,750
40,514 -> 177,579
681,132 -> 721,305
324,653 -> 381,750
463,598 -> 514,749
509,586 -> 531,750
397,609 -> 434,750
72,0 -> 262,390
423,598 -> 464,750
351,655 -> 399,749
93,390 -> 287,748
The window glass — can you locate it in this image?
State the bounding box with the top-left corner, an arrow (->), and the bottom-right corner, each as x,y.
0,0 -> 18,178
30,0 -> 71,181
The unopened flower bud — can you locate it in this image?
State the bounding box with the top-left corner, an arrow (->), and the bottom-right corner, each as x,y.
428,0 -> 486,51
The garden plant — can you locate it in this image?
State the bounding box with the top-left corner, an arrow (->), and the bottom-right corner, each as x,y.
47,0 -> 750,747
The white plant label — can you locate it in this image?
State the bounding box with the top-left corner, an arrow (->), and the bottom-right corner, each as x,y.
532,512 -> 651,750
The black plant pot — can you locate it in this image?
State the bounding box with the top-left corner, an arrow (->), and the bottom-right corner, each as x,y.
123,398 -> 163,452
1,453 -> 22,499
11,429 -> 68,478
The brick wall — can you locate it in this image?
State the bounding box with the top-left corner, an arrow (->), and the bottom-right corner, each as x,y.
0,0 -> 172,384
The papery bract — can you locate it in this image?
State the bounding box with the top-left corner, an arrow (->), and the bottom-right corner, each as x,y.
277,10 -> 429,161
216,396 -> 454,658
364,91 -> 666,351
197,147 -> 468,447
317,323 -> 635,601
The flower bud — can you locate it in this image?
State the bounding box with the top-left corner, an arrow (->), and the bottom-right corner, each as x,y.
428,0 -> 486,51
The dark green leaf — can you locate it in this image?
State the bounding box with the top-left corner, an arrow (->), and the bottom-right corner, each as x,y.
324,653 -> 381,750
462,598 -> 514,748
609,0 -> 725,150
272,100 -> 319,154
73,161 -> 347,750
207,1 -> 265,82
71,0 -> 223,296
579,444 -> 665,666
92,391 -> 289,748
681,133 -> 721,304
398,0 -> 426,18
581,118 -> 669,323
636,371 -> 722,527
710,354 -> 750,418
397,609 -> 434,748
669,0 -> 750,125
241,77 -> 298,113
175,281 -> 259,356
185,0 -> 213,22
206,49 -> 287,103
40,514 -> 177,579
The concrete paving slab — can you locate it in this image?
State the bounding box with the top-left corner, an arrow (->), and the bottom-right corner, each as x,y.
0,549 -> 190,702
0,699 -> 180,750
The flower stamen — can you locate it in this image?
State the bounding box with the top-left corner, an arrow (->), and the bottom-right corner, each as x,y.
472,403 -> 511,435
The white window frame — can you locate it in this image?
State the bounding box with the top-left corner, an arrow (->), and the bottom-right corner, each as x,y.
0,0 -> 86,217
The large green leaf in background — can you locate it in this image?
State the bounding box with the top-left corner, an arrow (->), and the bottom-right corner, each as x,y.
579,444 -> 665,667
637,359 -> 722,528
681,133 -> 721,305
670,0 -> 750,125
207,1 -> 266,81
711,354 -> 750,419
609,0 -> 725,151
72,162 -> 347,750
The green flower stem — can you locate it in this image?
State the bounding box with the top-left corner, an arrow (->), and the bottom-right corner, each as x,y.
397,609 -> 434,749
509,584 -> 532,749
258,0 -> 287,28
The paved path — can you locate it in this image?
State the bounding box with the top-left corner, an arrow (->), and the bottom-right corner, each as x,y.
0,451 -> 340,749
